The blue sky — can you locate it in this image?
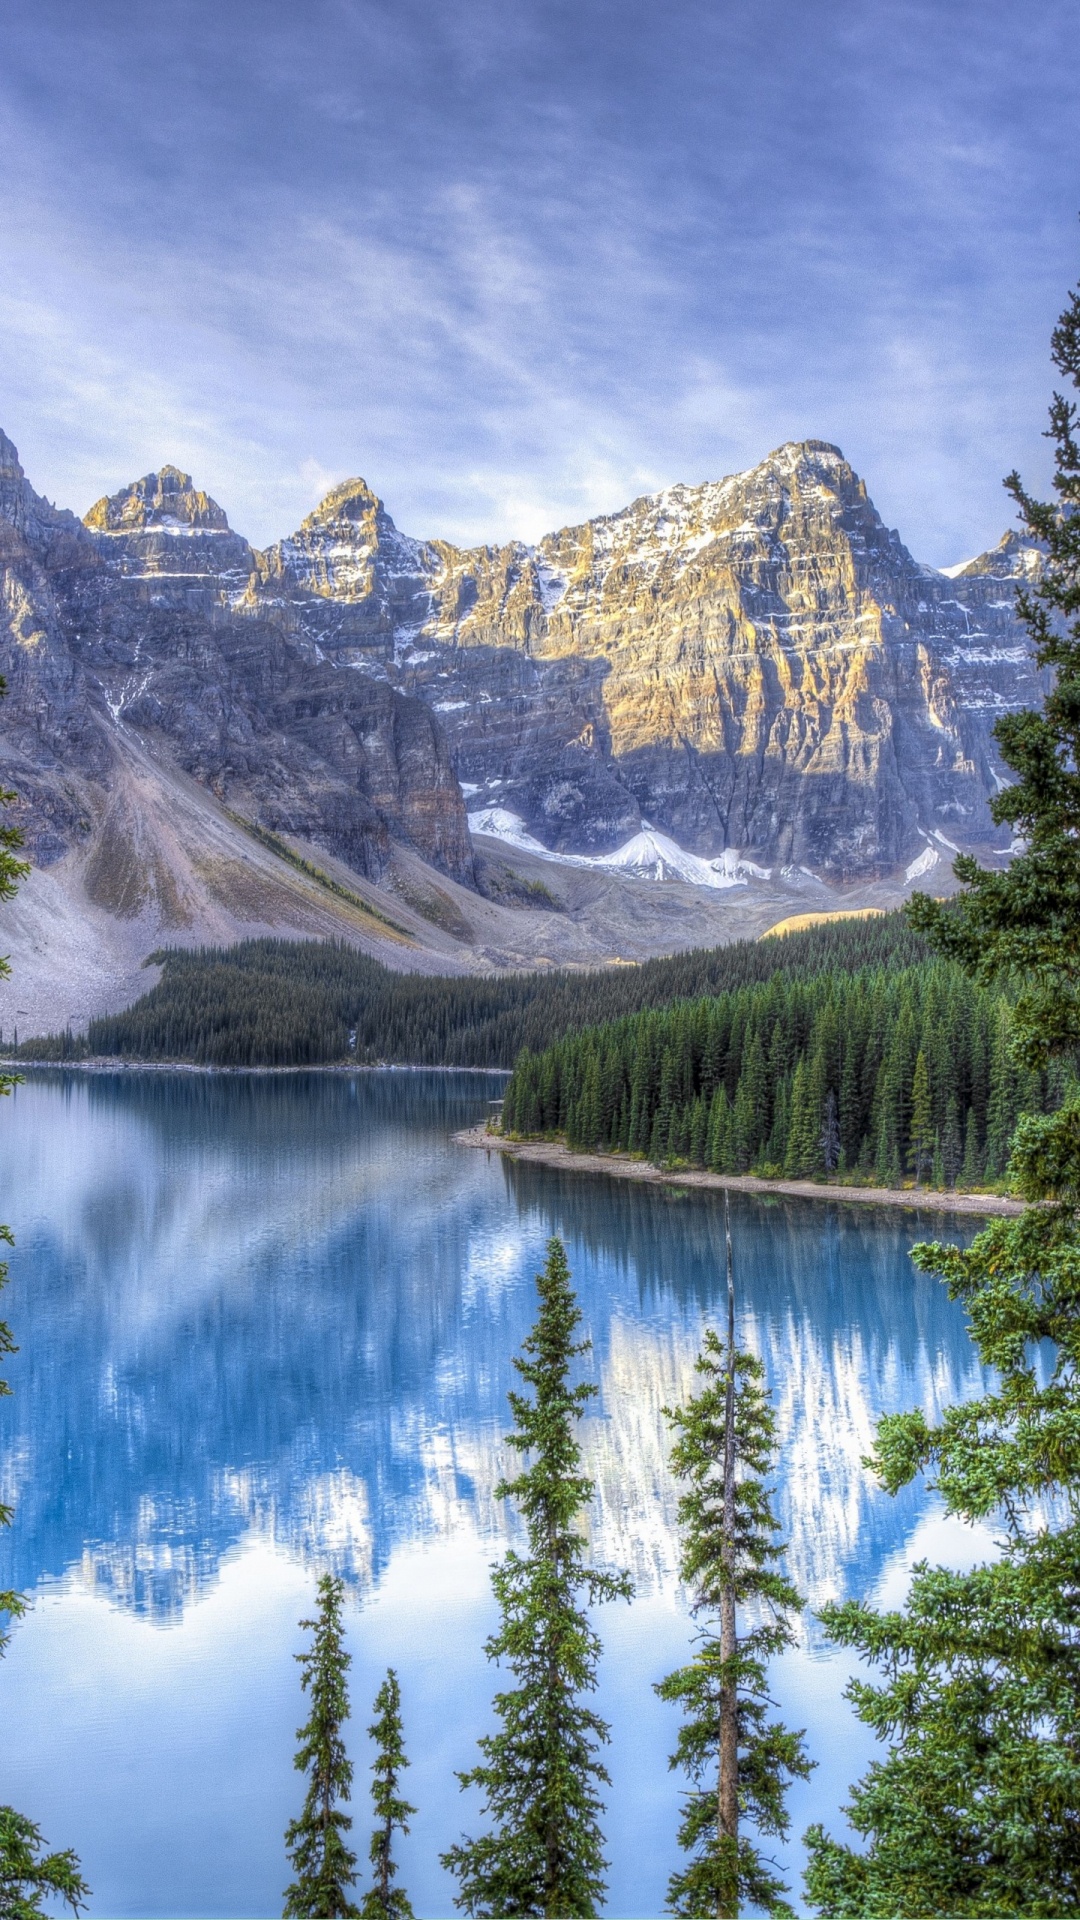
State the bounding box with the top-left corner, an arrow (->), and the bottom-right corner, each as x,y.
1,0 -> 1077,561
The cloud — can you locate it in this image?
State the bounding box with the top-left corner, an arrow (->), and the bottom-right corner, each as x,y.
0,0 -> 1074,559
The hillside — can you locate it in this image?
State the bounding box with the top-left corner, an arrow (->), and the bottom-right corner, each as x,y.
17,911 -> 930,1069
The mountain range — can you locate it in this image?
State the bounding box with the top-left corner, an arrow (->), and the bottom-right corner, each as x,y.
0,430 -> 1042,1032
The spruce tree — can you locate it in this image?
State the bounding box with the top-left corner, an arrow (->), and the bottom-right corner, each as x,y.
907,1048 -> 934,1185
657,1200 -> 811,1917
360,1670 -> 414,1920
442,1238 -> 632,1917
805,268 -> 1080,1916
284,1575 -> 360,1918
941,1094 -> 963,1188
0,1809 -> 89,1918
819,1088 -> 840,1177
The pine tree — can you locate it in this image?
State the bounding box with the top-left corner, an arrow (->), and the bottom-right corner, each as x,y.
783,1059 -> 818,1179
807,267 -> 1080,1917
284,1574 -> 360,1918
0,1809 -> 89,1918
907,1049 -> 934,1185
657,1200 -> 812,1917
442,1238 -> 632,1917
819,1088 -> 840,1177
941,1094 -> 963,1188
959,1106 -> 981,1187
360,1670 -> 414,1920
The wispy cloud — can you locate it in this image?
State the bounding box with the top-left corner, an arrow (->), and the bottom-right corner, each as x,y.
0,0 -> 1074,560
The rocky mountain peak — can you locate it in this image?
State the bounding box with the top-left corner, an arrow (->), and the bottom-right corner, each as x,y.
261,476 -> 431,616
0,428 -> 87,551
944,527 -> 1043,582
0,428 -> 23,481
301,476 -> 384,530
84,467 -> 232,534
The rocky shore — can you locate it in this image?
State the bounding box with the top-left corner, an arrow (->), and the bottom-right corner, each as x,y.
454,1125 -> 1023,1216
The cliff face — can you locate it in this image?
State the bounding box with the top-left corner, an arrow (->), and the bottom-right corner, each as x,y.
398,442 -> 1044,875
0,433 -> 1044,902
0,445 -> 473,886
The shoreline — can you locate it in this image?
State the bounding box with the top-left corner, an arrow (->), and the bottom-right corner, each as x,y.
3,1059 -> 512,1078
454,1125 -> 1024,1217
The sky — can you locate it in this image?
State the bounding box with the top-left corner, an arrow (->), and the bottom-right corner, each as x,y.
0,0 -> 1078,564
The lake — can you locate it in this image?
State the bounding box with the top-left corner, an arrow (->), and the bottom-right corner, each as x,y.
0,1069 -> 992,1917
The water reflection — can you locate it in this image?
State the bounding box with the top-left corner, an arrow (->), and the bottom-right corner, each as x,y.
1,1071 -> 983,1626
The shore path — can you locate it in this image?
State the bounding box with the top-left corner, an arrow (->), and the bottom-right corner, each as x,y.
453,1125 -> 1024,1217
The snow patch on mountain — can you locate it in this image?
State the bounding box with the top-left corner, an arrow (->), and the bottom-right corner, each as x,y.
467,807 -> 552,853
904,842 -> 940,883
467,811 -> 772,890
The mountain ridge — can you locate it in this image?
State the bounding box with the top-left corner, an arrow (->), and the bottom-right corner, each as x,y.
0,429 -> 1046,1030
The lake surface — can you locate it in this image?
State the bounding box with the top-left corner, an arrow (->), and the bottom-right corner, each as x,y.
0,1070 -> 993,1917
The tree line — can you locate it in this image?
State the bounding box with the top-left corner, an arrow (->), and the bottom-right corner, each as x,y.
14,913 -> 930,1070
501,960 -> 1072,1189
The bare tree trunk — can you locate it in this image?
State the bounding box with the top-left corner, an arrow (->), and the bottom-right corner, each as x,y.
718,1191 -> 738,1917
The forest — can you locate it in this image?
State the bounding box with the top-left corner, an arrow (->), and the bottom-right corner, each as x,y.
18,912 -> 931,1070
500,959 -> 1071,1187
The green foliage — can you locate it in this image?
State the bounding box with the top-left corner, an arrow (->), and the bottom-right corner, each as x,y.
804,1218 -> 1080,1914
284,1575 -> 360,1918
360,1671 -> 415,1920
442,1239 -> 632,1917
805,271 -> 1080,1917
502,960 -> 1064,1190
657,1334 -> 812,1917
0,1807 -> 89,1919
18,911 -> 930,1068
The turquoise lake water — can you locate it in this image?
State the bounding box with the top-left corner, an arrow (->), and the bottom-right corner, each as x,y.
0,1069 -> 993,1916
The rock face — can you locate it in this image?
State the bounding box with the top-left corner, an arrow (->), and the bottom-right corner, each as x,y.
0,444 -> 473,887
0,433 -> 1044,907
398,441 -> 1045,876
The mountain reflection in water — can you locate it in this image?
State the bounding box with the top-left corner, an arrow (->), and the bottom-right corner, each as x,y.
0,1070 -> 989,1917
2,1070 -> 982,1620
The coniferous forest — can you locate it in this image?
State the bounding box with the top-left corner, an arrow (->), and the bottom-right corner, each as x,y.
500,960 -> 1070,1188
20,913 -> 930,1069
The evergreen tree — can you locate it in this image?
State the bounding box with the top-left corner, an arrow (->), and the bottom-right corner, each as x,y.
0,1809 -> 89,1918
806,267 -> 1080,1917
360,1670 -> 414,1920
783,1059 -> 818,1179
819,1089 -> 840,1177
959,1106 -> 982,1187
442,1238 -> 632,1917
284,1575 -> 360,1918
941,1094 -> 963,1188
907,1048 -> 934,1185
657,1202 -> 812,1916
